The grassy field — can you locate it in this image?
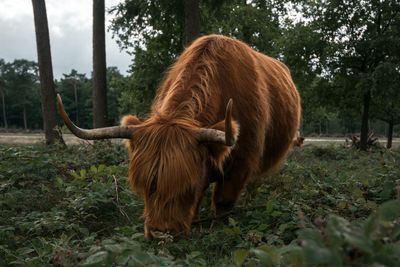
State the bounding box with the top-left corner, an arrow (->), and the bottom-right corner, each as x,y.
1,142 -> 400,266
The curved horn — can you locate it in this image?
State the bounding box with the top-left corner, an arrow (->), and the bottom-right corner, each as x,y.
197,99 -> 236,146
56,94 -> 135,140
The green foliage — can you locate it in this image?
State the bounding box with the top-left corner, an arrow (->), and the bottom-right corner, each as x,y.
110,0 -> 285,116
56,69 -> 92,128
235,200 -> 400,267
0,59 -> 41,129
301,0 -> 400,136
108,0 -> 400,136
1,143 -> 400,266
56,67 -> 130,128
0,60 -> 128,130
371,62 -> 400,125
2,1 -> 400,136
79,237 -> 173,267
109,0 -> 187,115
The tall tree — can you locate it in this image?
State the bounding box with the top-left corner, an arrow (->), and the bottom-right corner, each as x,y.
31,0 -> 64,144
184,0 -> 200,46
0,59 -> 42,129
6,60 -> 39,130
57,70 -> 92,128
106,66 -> 126,125
61,70 -> 87,126
372,62 -> 400,149
0,59 -> 7,129
109,0 -> 190,114
92,0 -> 108,127
0,85 -> 6,129
305,0 -> 400,150
109,0 -> 283,114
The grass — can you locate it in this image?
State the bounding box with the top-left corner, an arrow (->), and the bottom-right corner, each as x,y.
0,142 -> 399,266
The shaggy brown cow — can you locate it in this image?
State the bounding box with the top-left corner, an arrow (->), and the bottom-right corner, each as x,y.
57,34 -> 301,238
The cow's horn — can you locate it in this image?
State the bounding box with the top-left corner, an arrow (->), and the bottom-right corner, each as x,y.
197,99 -> 236,146
56,94 -> 135,140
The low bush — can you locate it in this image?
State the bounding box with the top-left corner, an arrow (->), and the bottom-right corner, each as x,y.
1,143 -> 399,266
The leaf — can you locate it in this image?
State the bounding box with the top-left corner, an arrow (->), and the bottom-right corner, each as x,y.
80,251 -> 110,266
326,215 -> 348,242
343,231 -> 373,254
131,233 -> 145,240
271,211 -> 282,217
363,215 -> 378,240
80,169 -> 87,179
336,200 -> 347,210
127,249 -> 154,265
257,224 -> 268,231
379,180 -> 395,201
188,251 -> 202,258
232,249 -> 249,266
327,215 -> 373,254
298,228 -> 324,245
17,247 -> 35,255
90,165 -> 98,174
364,200 -> 377,210
228,217 -> 237,227
258,245 -> 281,265
352,188 -> 364,199
302,243 -> 336,266
282,245 -> 303,267
278,223 -> 289,234
104,243 -> 125,254
98,164 -> 106,173
377,200 -> 400,221
55,176 -> 64,189
251,248 -> 274,267
69,170 -> 80,179
266,199 -> 274,214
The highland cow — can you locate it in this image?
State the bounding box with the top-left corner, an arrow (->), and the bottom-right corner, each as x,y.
57,34 -> 301,238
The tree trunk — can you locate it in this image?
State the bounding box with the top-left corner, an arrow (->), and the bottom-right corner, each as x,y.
0,89 -> 7,129
359,90 -> 371,150
31,0 -> 64,145
184,0 -> 200,46
92,0 -> 108,128
23,105 -> 27,130
386,121 -> 393,149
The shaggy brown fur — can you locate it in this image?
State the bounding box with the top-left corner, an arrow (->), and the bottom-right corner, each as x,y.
122,35 -> 301,238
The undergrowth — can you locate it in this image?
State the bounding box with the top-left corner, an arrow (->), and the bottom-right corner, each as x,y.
0,142 -> 399,266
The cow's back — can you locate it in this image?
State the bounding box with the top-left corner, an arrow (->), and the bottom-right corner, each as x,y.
153,35 -> 301,176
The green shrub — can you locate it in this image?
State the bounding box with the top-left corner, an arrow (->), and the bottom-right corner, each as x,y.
1,144 -> 399,266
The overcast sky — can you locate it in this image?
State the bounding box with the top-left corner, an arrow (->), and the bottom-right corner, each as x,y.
0,0 -> 131,79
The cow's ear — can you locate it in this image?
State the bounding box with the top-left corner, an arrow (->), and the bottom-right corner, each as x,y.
121,115 -> 142,149
121,115 -> 142,126
204,119 -> 239,171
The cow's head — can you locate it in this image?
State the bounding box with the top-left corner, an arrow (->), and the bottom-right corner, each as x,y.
57,95 -> 238,238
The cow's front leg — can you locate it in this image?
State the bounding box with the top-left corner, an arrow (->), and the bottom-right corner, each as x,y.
212,167 -> 250,215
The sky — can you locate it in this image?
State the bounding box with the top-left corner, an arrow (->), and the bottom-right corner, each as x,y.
0,0 -> 131,79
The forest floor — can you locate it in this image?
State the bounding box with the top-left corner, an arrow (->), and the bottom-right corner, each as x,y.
0,132 -> 399,147
1,142 -> 400,266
